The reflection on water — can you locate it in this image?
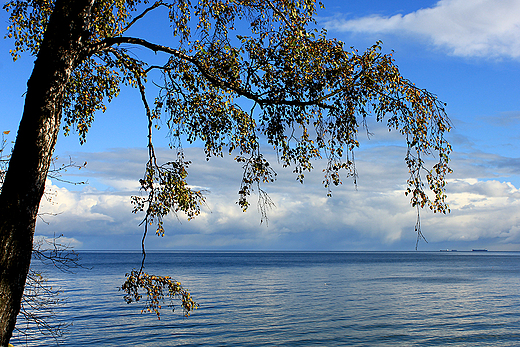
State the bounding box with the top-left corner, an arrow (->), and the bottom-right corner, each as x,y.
12,252 -> 520,346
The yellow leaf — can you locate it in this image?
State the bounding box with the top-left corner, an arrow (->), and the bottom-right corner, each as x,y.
3,131 -> 10,135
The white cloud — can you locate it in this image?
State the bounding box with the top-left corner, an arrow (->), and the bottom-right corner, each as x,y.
34,144 -> 520,251
36,179 -> 142,248
423,178 -> 520,247
325,0 -> 520,59
39,181 -> 133,223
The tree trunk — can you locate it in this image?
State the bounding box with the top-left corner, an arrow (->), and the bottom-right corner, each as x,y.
0,1 -> 92,345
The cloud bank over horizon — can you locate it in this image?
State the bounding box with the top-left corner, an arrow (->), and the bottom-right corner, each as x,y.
324,0 -> 520,59
35,143 -> 520,251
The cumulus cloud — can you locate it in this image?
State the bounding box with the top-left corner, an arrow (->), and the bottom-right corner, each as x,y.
324,0 -> 520,59
36,179 -> 143,249
424,178 -> 520,248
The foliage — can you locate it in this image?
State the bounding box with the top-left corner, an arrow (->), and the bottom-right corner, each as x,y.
122,270 -> 198,318
4,0 -> 452,317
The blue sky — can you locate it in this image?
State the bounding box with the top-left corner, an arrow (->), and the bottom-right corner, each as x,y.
2,0 -> 520,251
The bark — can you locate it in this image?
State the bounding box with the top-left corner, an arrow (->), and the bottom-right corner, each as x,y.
0,1 -> 92,345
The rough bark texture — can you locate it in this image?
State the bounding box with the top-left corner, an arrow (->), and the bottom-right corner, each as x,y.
0,1 -> 91,345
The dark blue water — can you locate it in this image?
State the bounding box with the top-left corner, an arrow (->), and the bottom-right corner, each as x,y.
12,252 -> 520,346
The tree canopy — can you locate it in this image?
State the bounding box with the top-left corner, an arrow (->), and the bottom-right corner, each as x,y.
6,0 -> 451,224
1,0 -> 451,344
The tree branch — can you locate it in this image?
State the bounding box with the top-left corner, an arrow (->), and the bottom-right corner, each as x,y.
115,1 -> 167,37
91,36 -> 337,109
265,0 -> 293,29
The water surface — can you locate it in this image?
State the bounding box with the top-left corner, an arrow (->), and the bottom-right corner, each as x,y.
12,252 -> 520,346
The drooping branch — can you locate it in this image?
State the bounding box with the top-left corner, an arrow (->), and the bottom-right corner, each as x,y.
135,71 -> 154,274
117,51 -> 202,319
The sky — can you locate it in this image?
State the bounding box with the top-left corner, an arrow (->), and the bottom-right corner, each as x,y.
1,0 -> 520,251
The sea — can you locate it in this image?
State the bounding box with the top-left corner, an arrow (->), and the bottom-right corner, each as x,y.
11,251 -> 520,346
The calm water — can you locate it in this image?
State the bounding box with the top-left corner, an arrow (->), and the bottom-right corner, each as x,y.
12,252 -> 520,346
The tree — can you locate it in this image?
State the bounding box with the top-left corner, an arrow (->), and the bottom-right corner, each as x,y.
1,132 -> 84,345
0,0 -> 452,345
